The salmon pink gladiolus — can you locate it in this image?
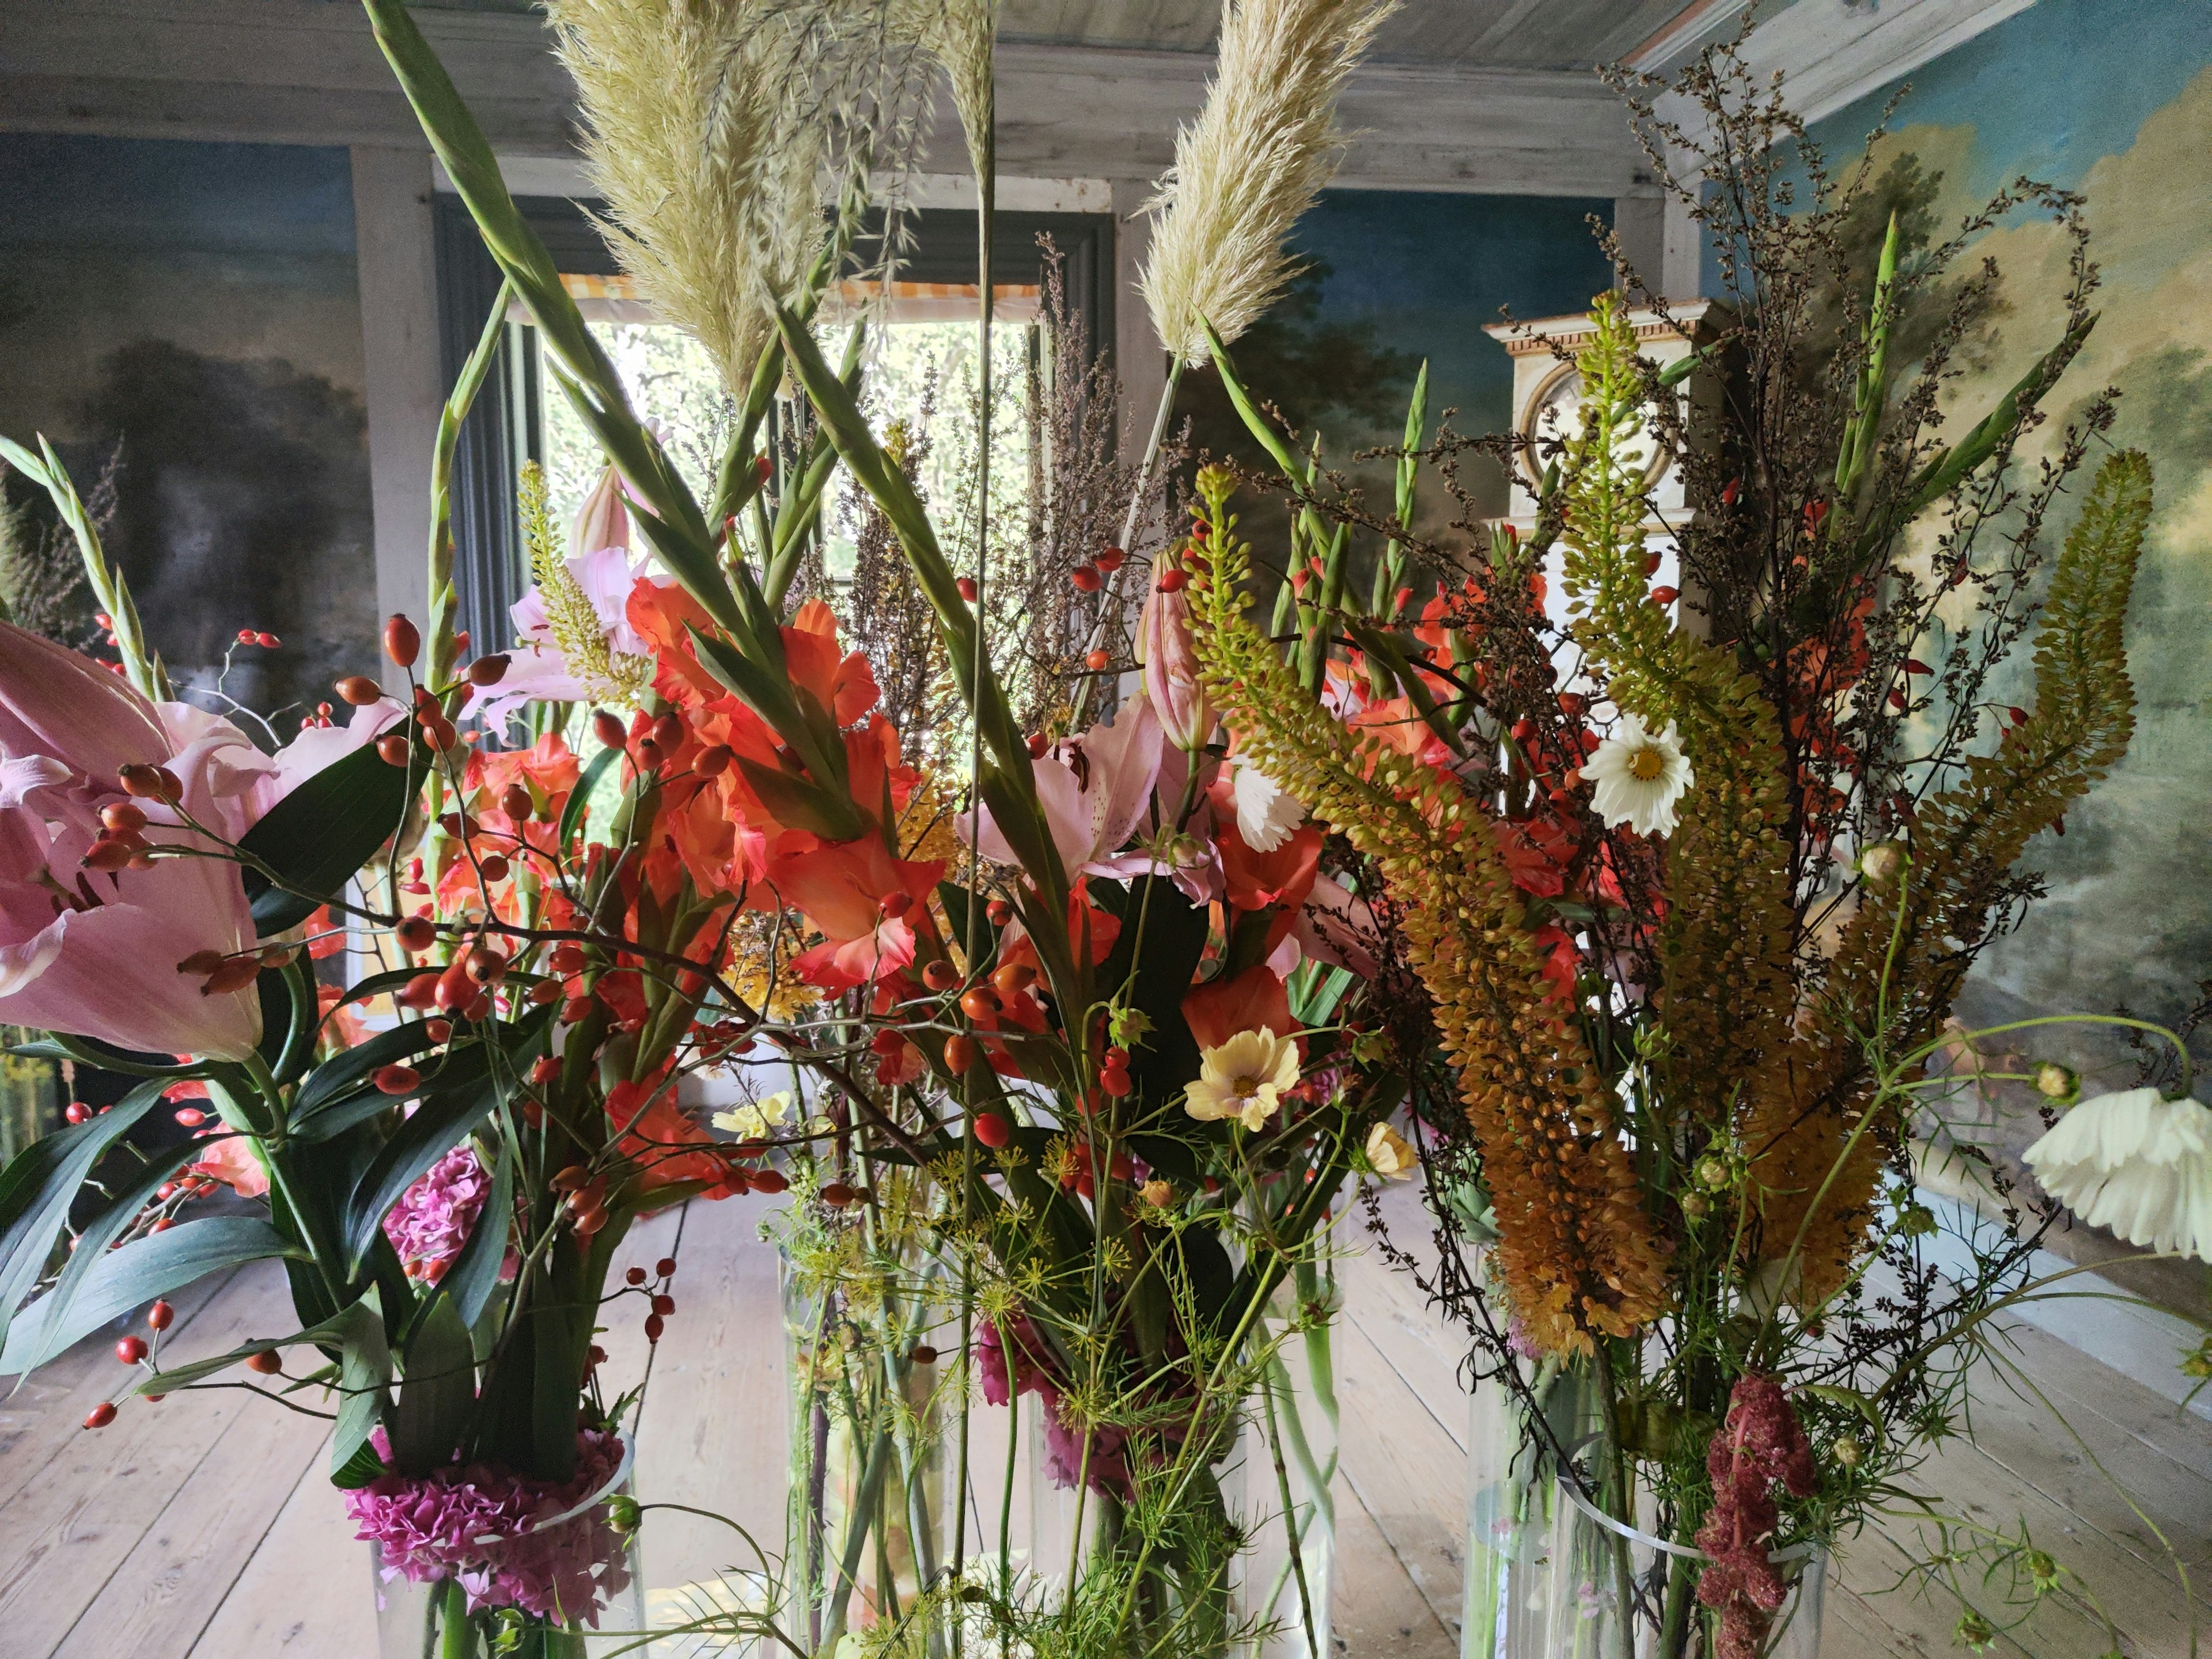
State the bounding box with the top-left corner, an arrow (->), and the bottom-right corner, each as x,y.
757,831 -> 944,993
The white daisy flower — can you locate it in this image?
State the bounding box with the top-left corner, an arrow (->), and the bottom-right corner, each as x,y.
1232,760 -> 1304,851
2023,1085 -> 2212,1259
1582,714 -> 1694,838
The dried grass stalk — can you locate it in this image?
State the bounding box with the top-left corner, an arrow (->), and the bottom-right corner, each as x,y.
1140,0 -> 1399,365
548,0 -> 829,395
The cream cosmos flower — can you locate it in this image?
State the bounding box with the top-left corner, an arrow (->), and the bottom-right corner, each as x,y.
1364,1121 -> 1418,1179
1184,1030 -> 1300,1131
713,1089 -> 793,1141
2023,1086 -> 2212,1259
1583,714 -> 1693,838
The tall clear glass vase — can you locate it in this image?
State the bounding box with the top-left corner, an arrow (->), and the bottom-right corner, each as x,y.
780,1249 -> 947,1653
1232,1264 -> 1339,1659
1462,1367 -> 1824,1659
1016,1263 -> 1339,1659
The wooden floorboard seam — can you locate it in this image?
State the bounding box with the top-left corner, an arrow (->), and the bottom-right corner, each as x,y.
39,1366 -> 283,1659
176,1433 -> 328,1659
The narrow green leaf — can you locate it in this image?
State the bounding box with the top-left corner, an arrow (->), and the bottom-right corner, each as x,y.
290,1021 -> 443,1124
343,1088 -> 503,1274
0,1081 -> 166,1355
391,1291 -> 476,1475
132,1290 -> 387,1392
0,1218 -> 303,1374
440,1143 -> 512,1332
771,306 -> 1050,868
240,737 -> 416,934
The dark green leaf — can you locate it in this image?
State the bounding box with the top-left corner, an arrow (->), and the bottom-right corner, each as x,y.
332,1285 -> 393,1478
132,1290 -> 387,1392
0,1218 -> 302,1374
291,1021 -> 444,1124
0,1081 -> 166,1357
559,743 -> 619,848
240,738 -> 415,934
440,1142 -> 512,1331
342,1084 -> 503,1274
391,1291 -> 476,1475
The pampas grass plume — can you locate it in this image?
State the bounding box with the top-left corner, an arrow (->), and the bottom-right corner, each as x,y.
1141,0 -> 1399,365
548,0 -> 825,395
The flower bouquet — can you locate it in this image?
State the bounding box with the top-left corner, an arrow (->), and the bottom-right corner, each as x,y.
1164,40 -> 2191,1659
0,360 -> 791,1654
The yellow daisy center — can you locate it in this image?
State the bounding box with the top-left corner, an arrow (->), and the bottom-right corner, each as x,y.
1628,747 -> 1667,782
1231,1074 -> 1264,1099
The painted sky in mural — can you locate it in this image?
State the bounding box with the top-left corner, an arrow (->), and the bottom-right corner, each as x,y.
1179,189 -> 1616,535
1809,0 -> 2212,1081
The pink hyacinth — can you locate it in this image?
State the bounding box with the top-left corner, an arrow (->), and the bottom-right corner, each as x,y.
347,1428 -> 631,1625
382,1145 -> 491,1283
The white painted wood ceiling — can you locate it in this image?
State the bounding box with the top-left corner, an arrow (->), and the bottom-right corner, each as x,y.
997,0 -> 1702,69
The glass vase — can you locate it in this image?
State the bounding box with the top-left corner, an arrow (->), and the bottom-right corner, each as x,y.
1230,1272 -> 1338,1659
779,1249 -> 948,1652
1017,1266 -> 1339,1659
369,1483 -> 644,1658
1461,1372 -> 1823,1659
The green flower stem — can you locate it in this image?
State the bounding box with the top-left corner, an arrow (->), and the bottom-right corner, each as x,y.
1260,1364 -> 1319,1659
0,435 -> 166,699
427,278 -> 511,689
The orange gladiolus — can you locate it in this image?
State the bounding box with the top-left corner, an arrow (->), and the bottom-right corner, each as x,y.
758,831 -> 944,992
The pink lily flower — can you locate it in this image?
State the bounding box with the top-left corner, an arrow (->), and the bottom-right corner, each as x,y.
967,696 -> 1166,884
1136,570 -> 1215,751
0,620 -> 396,1060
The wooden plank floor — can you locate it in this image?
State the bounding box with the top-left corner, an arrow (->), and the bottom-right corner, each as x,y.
2,1187 -> 2206,1656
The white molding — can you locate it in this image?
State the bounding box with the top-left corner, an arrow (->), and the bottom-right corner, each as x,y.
350,145 -> 441,638
1742,0 -> 2040,125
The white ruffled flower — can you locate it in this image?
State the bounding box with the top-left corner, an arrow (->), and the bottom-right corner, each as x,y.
1232,760 -> 1304,851
2023,1086 -> 2212,1259
1582,714 -> 1693,838
1184,1030 -> 1300,1132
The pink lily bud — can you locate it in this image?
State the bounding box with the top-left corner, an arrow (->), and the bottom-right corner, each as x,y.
1137,571 -> 1215,751
570,463 -> 631,562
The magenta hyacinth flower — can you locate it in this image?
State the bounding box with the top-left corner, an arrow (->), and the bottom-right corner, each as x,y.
348,1428 -> 632,1624
382,1145 -> 493,1283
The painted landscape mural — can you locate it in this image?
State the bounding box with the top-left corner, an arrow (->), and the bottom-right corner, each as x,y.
1806,0 -> 2212,1269
0,134 -> 375,723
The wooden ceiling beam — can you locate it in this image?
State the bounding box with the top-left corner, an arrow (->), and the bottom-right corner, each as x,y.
0,0 -> 1652,197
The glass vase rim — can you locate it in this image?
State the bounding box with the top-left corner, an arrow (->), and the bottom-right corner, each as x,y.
1553,1433 -> 1820,1567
